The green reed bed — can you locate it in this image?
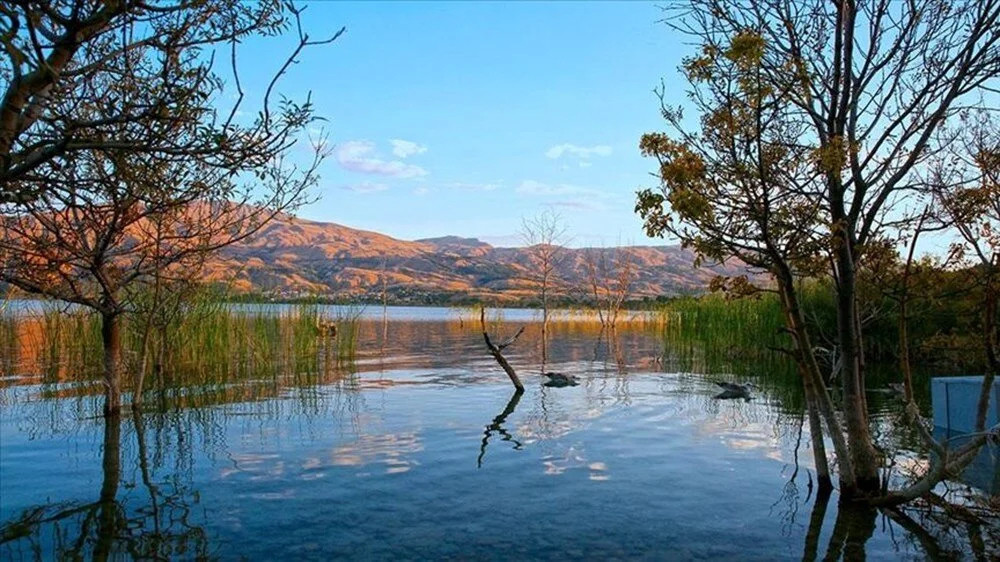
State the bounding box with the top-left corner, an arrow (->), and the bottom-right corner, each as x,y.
656,294 -> 801,395
654,289 -> 948,414
1,299 -> 362,410
134,301 -> 362,396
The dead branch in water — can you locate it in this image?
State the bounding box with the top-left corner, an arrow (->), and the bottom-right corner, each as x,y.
480,307 -> 525,391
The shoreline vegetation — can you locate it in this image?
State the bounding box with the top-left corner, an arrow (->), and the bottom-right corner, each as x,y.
0,0 -> 996,548
4,275 -> 989,384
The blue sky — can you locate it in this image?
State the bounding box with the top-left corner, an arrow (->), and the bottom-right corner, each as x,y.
235,1 -> 686,247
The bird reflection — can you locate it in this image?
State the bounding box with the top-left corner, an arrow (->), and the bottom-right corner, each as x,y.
478,390 -> 524,468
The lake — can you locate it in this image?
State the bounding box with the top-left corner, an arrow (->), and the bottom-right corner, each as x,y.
0,305 -> 996,560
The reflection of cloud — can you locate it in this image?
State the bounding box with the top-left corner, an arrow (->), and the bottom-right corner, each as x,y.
222,452 -> 292,482
589,462 -> 610,481
335,140 -> 428,178
521,419 -> 577,442
545,144 -> 612,160
538,448 -> 610,481
693,411 -> 816,469
331,431 -> 423,475
542,448 -> 586,475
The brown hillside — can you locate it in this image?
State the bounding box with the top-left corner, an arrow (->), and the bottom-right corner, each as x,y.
201,214 -> 754,303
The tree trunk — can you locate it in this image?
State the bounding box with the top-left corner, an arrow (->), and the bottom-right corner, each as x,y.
134,317 -> 153,408
481,308 -> 525,391
101,311 -> 123,416
834,242 -> 881,494
541,280 -> 548,365
800,362 -> 833,493
976,279 -> 998,432
775,267 -> 855,490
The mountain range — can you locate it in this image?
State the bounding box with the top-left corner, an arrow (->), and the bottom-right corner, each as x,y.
197,214 -> 751,304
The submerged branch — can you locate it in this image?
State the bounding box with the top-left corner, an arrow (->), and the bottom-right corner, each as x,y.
480,307 -> 525,391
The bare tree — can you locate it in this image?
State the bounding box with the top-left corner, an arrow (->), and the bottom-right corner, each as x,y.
582,245 -> 636,329
520,209 -> 567,364
0,2 -> 339,415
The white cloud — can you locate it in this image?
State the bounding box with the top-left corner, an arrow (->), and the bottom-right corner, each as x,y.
335,140 -> 428,178
552,200 -> 603,211
449,182 -> 498,192
579,161 -> 593,168
516,179 -> 602,197
390,139 -> 428,158
545,143 -> 613,160
342,181 -> 388,193
413,187 -> 431,196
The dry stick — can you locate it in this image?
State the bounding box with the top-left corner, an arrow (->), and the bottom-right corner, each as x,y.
480,307 -> 525,392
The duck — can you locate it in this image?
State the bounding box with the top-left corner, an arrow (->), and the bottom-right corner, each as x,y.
316,317 -> 338,337
713,381 -> 756,401
542,372 -> 579,387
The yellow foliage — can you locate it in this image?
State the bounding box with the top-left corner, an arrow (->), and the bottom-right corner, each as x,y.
725,31 -> 766,68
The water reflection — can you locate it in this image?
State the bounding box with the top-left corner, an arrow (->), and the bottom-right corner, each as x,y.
1,310 -> 998,559
1,411 -> 211,560
478,390 -> 524,468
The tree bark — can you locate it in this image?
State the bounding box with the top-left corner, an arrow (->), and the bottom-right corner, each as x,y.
800,362 -> 833,493
975,282 -> 998,432
775,267 -> 856,490
541,282 -> 548,366
101,311 -> 123,416
834,239 -> 881,494
481,308 -> 525,391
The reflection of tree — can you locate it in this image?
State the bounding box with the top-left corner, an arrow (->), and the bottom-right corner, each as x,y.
798,493 -> 877,562
801,488 -> 831,561
478,391 -> 524,468
797,487 -> 997,561
772,414 -> 806,536
0,412 -> 211,559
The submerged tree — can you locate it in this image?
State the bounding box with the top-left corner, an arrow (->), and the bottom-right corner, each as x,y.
520,209 -> 568,364
582,245 -> 636,330
638,0 -> 1000,500
0,1 -> 341,415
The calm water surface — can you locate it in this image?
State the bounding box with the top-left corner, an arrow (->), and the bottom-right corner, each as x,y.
0,306 -> 996,560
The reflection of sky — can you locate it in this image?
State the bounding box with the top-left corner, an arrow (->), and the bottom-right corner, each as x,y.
3,314 -> 994,560
331,431 -> 424,475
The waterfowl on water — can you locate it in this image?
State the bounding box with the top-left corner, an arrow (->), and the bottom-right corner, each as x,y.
542,372 -> 579,387
713,381 -> 756,401
316,317 -> 338,337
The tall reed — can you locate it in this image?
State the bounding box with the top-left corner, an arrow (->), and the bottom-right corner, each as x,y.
1,294 -> 363,410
